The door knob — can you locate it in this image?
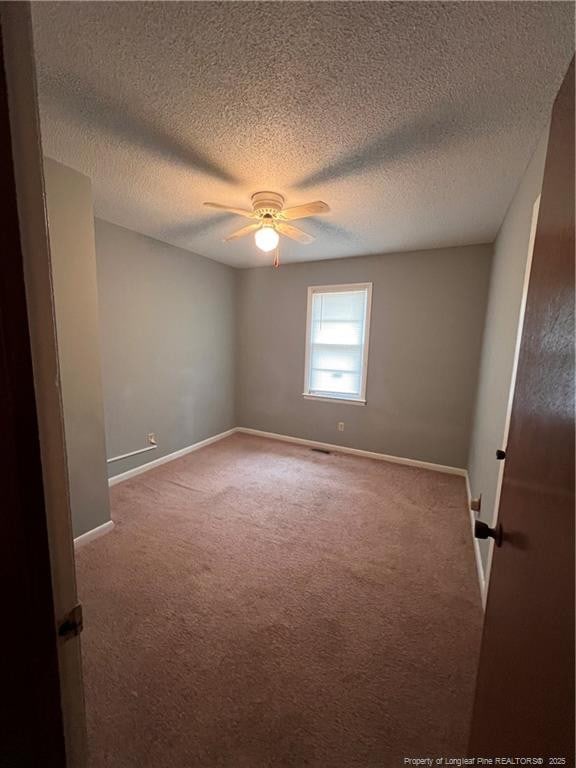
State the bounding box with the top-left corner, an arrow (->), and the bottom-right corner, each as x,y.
474,520 -> 503,546
496,449 -> 506,460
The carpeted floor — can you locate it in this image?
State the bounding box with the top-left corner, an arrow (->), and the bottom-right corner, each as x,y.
76,433 -> 482,767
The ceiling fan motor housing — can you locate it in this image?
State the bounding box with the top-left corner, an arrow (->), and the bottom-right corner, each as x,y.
251,191 -> 285,217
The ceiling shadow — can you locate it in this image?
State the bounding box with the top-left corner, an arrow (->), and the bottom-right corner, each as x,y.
305,217 -> 358,242
293,104 -> 475,190
163,213 -> 234,240
40,72 -> 239,185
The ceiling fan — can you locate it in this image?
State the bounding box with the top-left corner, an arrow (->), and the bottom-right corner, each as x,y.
203,192 -> 330,254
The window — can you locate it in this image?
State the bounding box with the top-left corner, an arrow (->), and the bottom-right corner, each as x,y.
303,283 -> 372,404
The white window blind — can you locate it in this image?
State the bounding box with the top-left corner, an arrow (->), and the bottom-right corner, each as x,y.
304,283 -> 372,403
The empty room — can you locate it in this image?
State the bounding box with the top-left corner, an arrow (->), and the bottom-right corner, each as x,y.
1,2 -> 574,767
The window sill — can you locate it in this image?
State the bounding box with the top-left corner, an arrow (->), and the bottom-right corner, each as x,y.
302,393 -> 367,406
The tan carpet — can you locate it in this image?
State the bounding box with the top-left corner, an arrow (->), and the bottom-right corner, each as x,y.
76,433 -> 482,767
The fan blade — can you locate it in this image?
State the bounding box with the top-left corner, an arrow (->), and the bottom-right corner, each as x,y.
204,202 -> 256,218
276,222 -> 315,244
279,201 -> 330,220
224,222 -> 261,242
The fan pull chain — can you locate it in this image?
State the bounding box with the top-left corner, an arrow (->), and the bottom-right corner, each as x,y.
273,245 -> 280,269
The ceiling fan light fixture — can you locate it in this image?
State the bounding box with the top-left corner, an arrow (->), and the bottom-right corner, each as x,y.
205,192 -> 330,259
254,226 -> 279,253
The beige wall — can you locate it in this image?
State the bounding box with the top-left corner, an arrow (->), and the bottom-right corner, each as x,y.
236,244 -> 492,468
44,157 -> 110,537
467,126 -> 550,574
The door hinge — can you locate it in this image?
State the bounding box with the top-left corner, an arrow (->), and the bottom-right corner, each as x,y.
58,603 -> 83,642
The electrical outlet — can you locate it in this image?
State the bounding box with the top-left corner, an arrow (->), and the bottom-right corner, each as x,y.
337,422 -> 345,432
147,432 -> 157,446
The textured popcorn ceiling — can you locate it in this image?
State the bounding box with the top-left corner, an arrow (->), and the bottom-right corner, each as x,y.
32,2 -> 573,268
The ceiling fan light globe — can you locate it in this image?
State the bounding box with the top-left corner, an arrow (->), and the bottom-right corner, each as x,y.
254,227 -> 279,252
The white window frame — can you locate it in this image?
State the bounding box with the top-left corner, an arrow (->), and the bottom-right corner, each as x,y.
303,282 -> 373,405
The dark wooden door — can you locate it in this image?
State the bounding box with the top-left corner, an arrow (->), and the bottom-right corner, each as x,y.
469,59 -> 574,759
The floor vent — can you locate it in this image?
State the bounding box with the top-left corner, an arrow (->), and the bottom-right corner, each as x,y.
311,447 -> 331,455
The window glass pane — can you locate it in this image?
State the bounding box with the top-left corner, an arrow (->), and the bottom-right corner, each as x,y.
311,291 -> 367,347
306,286 -> 369,400
311,321 -> 362,346
311,291 -> 366,323
309,369 -> 361,396
310,345 -> 362,374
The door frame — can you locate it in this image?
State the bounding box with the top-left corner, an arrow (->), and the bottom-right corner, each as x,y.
481,192 -> 541,607
1,2 -> 87,764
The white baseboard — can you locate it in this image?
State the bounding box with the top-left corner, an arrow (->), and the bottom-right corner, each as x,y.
108,428 -> 236,487
236,427 -> 467,477
87,427 -> 485,607
109,424 -> 466,486
465,471 -> 486,608
74,520 -> 114,548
